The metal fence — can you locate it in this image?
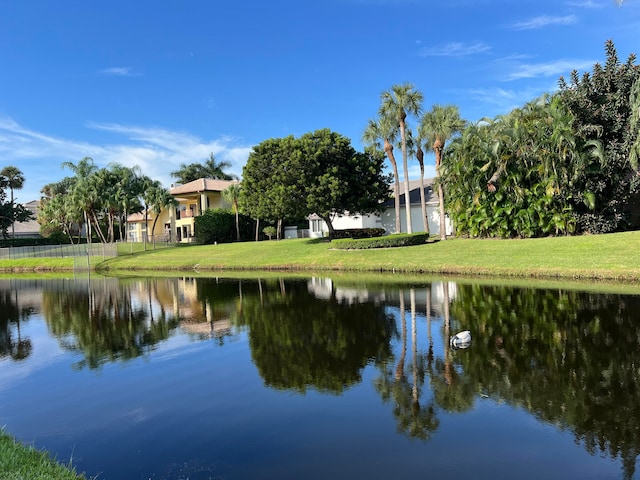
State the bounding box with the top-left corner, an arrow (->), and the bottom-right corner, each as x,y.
0,243 -> 118,260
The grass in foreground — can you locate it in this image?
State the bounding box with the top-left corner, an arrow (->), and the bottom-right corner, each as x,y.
100,231 -> 640,282
0,432 -> 86,480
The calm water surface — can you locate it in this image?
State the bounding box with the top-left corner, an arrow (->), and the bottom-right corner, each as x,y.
1,275 -> 640,479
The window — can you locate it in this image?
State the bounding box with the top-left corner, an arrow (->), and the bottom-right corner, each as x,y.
311,219 -> 323,233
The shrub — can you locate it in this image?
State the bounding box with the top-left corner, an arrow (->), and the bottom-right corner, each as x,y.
332,228 -> 386,239
331,233 -> 429,250
263,226 -> 277,240
194,209 -> 253,244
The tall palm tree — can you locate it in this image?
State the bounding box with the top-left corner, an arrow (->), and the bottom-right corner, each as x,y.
62,157 -> 99,243
362,117 -> 402,233
149,186 -> 178,245
222,183 -> 242,241
380,83 -> 424,234
420,105 -> 466,240
0,166 -> 25,238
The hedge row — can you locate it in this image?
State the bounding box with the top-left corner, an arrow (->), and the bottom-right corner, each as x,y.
331,233 -> 430,250
332,228 -> 386,239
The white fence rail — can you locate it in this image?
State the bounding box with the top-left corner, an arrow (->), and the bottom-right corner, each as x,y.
0,243 -> 118,260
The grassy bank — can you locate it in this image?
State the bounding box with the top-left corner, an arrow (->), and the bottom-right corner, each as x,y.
0,432 -> 85,479
2,231 -> 639,282
97,231 -> 640,282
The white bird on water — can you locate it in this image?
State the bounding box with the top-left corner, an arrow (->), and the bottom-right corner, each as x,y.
450,330 -> 472,349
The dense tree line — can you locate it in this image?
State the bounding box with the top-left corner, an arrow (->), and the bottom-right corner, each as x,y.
38,157 -> 175,244
442,40 -> 640,238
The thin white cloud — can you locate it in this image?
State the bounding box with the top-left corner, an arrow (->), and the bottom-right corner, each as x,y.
567,1 -> 605,8
511,14 -> 578,30
100,67 -> 139,77
419,42 -> 491,57
506,59 -> 595,80
0,117 -> 252,200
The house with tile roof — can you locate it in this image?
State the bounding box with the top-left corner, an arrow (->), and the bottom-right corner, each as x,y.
127,178 -> 238,243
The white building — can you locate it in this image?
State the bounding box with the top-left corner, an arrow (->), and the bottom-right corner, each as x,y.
308,178 -> 453,238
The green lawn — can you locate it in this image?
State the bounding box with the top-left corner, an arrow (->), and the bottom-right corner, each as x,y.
0,432 -> 86,480
1,231 -> 639,282
95,230 -> 640,282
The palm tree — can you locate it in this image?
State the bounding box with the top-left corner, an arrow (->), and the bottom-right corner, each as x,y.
380,83 -> 424,234
222,183 -> 242,241
420,105 -> 466,240
362,117 -> 402,233
171,153 -> 236,184
0,166 -> 25,238
149,186 -> 178,245
140,178 -> 167,250
62,157 -> 99,243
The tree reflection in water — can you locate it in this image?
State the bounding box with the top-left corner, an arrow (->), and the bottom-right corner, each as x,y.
40,278 -> 181,369
3,276 -> 640,477
447,283 -> 640,480
0,287 -> 33,361
236,278 -> 396,394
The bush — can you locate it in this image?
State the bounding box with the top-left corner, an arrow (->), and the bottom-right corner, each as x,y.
331,233 -> 429,250
194,209 -> 254,244
332,228 -> 386,239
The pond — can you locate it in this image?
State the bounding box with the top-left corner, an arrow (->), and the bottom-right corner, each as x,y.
1,275 -> 640,479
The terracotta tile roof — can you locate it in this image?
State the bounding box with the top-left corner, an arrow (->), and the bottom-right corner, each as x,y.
169,178 -> 239,195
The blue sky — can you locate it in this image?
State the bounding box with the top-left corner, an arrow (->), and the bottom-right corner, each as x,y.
1,0 -> 639,202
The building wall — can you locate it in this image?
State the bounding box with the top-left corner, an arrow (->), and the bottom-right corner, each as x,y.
308,212 -> 383,238
380,204 -> 451,235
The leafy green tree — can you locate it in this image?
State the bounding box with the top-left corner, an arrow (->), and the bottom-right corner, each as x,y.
630,78 -> 640,169
379,83 -> 424,234
242,130 -> 391,240
297,129 -> 392,238
419,105 -> 466,240
171,153 -> 236,184
240,136 -> 304,239
444,96 -> 585,238
557,39 -> 640,233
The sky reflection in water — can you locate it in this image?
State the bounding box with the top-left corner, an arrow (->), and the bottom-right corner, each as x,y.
1,276 -> 638,480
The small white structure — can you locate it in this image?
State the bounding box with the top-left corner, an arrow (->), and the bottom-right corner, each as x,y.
308,178 -> 453,237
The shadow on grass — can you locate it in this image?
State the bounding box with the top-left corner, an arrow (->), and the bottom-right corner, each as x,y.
304,237 -> 331,245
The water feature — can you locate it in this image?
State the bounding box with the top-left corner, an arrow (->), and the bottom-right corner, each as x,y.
1,275 -> 639,479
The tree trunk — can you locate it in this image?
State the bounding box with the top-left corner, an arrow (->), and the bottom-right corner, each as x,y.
400,120 -> 413,234
144,206 -> 148,251
10,189 -> 15,238
234,204 -> 240,242
417,146 -> 429,234
277,218 -> 282,240
255,218 -> 260,241
434,140 -> 447,240
384,140 -> 402,234
321,214 -> 336,240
